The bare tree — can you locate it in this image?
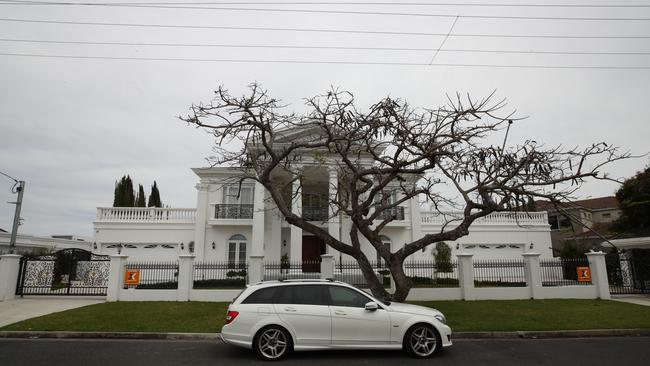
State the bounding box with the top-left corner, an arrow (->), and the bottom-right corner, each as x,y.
180,83 -> 628,302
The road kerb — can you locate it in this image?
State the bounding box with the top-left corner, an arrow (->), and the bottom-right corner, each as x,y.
0,329 -> 649,340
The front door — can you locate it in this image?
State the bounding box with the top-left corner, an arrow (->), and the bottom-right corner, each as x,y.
302,236 -> 325,272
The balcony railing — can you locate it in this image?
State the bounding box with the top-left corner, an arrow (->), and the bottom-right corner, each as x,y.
376,206 -> 405,221
420,211 -> 548,225
96,207 -> 196,223
214,204 -> 254,219
302,206 -> 329,221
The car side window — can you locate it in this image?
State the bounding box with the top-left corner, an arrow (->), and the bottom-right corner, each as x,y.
327,286 -> 372,308
275,285 -> 328,306
241,286 -> 279,304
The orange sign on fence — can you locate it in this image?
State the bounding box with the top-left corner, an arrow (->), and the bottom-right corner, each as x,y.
124,269 -> 141,285
576,266 -> 591,282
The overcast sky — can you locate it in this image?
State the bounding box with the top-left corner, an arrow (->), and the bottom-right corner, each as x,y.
0,0 -> 649,237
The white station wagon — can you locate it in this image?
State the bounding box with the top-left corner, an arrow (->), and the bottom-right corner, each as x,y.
221,279 -> 452,360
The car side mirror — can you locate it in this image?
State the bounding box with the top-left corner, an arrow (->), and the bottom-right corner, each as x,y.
364,302 -> 378,311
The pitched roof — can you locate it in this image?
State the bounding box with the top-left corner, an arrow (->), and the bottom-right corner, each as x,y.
535,196 -> 620,211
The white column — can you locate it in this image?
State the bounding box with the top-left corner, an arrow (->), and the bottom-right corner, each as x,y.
107,254 -> 128,302
586,251 -> 611,300
327,168 -> 340,256
457,253 -> 475,300
522,253 -> 542,299
177,254 -> 195,301
193,183 -> 209,260
320,254 -> 335,280
409,195 -> 422,243
269,203 -> 282,261
248,255 -> 264,284
251,181 -> 266,257
0,254 -> 21,301
290,179 -> 302,263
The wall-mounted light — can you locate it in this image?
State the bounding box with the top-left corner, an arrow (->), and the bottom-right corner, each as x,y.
456,243 -> 460,250
180,242 -> 184,251
212,241 -> 216,250
283,240 -> 287,247
530,243 -> 534,250
93,242 -> 97,250
189,241 -> 195,253
117,243 -> 122,255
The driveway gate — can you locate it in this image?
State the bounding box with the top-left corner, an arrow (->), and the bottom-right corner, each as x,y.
15,249 -> 110,296
606,253 -> 650,294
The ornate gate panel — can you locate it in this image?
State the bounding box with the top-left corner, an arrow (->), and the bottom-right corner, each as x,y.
16,249 -> 110,296
606,252 -> 650,294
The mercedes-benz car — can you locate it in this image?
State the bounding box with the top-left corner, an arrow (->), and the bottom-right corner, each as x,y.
221,279 -> 452,360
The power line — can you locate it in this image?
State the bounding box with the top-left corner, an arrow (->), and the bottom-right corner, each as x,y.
4,38 -> 650,55
2,38 -> 650,56
1,1 -> 650,21
2,51 -> 650,69
3,0 -> 650,8
2,18 -> 650,39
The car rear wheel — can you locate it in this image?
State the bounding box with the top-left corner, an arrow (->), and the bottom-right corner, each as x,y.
253,326 -> 292,361
403,324 -> 441,358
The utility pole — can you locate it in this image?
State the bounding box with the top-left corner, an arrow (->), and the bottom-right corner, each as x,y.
8,181 -> 25,254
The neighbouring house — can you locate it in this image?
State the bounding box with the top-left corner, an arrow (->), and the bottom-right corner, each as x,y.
93,127 -> 553,265
535,196 -> 622,255
0,232 -> 92,255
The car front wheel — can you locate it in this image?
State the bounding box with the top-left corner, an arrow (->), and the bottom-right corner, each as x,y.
403,323 -> 441,358
253,326 -> 292,361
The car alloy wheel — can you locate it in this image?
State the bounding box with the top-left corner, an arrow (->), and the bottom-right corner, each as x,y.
255,326 -> 291,361
405,324 -> 440,358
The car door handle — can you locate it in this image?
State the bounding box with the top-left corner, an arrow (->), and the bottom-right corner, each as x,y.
334,310 -> 346,316
284,307 -> 297,312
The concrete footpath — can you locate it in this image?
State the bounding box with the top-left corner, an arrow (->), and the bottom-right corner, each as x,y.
0,297 -> 105,328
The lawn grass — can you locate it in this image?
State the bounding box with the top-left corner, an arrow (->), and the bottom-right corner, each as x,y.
0,302 -> 229,333
1,299 -> 648,333
412,299 -> 650,332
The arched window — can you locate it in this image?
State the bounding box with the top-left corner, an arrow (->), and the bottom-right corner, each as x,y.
377,235 -> 391,267
228,234 -> 247,268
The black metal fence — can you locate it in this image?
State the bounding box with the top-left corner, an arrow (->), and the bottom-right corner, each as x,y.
334,260 -> 391,288
125,261 -> 179,289
404,260 -> 460,288
193,261 -> 247,289
263,260 -> 321,281
540,258 -> 592,286
473,259 -> 526,287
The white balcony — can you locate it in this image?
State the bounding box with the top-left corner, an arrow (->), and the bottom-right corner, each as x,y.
421,211 -> 548,227
96,207 -> 196,223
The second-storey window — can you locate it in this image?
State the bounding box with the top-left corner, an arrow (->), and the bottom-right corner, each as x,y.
223,185 -> 253,205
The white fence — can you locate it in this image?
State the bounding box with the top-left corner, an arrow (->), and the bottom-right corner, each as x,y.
99,252 -> 611,302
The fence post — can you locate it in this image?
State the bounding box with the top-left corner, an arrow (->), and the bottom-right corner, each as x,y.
249,255 -> 264,285
522,253 -> 542,299
107,254 -> 127,302
177,255 -> 195,301
320,254 -> 334,280
457,253 -> 475,300
585,251 -> 611,300
0,254 -> 21,301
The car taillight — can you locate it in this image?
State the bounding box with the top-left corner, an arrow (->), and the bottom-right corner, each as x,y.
225,310 -> 239,325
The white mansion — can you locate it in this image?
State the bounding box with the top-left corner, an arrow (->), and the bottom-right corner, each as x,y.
94,176 -> 553,265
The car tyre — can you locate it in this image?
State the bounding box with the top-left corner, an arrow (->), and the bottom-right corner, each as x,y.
403,323 -> 441,359
253,326 -> 293,361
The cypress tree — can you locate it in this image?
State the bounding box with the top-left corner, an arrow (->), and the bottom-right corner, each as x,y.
112,179 -> 121,207
148,181 -> 162,208
124,175 -> 135,207
135,184 -> 147,207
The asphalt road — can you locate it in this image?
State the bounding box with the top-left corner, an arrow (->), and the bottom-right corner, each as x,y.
0,337 -> 649,366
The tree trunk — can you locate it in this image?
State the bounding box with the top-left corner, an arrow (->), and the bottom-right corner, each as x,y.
390,257 -> 412,302
355,254 -> 391,301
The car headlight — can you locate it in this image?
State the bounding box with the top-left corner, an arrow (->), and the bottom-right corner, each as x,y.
434,314 -> 447,324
